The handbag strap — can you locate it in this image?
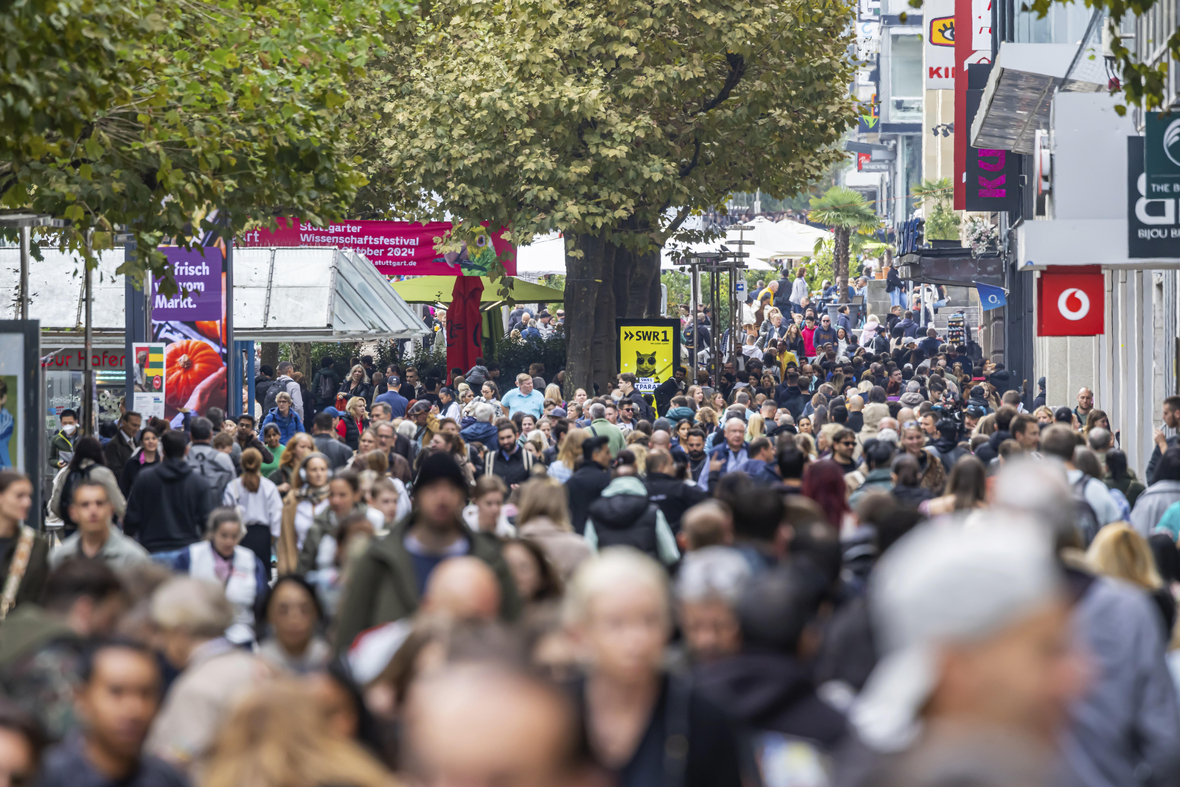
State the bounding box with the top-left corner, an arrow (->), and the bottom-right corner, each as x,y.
663,675 -> 691,787
0,527 -> 37,619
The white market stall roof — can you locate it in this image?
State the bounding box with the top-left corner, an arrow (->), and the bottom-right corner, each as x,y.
514,217 -> 832,276
0,245 -> 427,346
515,232 -> 567,276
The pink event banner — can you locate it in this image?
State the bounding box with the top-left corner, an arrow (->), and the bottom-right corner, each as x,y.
237,218 -> 516,277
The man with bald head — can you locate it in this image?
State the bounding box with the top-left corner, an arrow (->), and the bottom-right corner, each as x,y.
405,664 -> 599,787
1074,387 -> 1094,425
644,449 -> 708,534
649,428 -> 687,465
421,556 -> 501,621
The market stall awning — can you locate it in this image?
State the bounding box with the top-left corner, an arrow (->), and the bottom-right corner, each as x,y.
391,276 -> 564,304
0,246 -> 427,345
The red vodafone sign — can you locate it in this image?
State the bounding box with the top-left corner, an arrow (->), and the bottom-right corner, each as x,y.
1038,268 -> 1104,336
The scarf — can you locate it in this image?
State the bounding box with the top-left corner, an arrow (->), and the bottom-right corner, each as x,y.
295,483 -> 329,506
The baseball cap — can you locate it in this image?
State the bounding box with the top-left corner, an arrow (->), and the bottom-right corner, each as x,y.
1053,406 -> 1074,423
965,404 -> 985,419
408,401 -> 431,415
321,406 -> 343,418
852,522 -> 1062,753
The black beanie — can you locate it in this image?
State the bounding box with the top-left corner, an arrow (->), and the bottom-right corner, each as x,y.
414,451 -> 468,494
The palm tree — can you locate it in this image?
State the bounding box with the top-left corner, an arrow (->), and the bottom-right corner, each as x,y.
808,186 -> 880,302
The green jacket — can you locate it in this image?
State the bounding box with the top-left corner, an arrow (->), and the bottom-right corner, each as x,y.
334,514 -> 521,653
48,431 -> 74,472
588,418 -> 626,458
0,603 -> 74,669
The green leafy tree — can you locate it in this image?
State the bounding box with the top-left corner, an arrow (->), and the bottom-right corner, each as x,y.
1,0 -> 406,285
807,186 -> 879,303
911,178 -> 959,241
349,0 -> 858,394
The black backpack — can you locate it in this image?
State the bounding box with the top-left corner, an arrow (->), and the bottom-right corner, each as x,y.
315,371 -> 337,403
58,464 -> 94,528
263,379 -> 288,415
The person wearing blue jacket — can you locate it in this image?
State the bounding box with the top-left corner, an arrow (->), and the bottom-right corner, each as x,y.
697,418 -> 749,493
460,403 -> 499,452
260,392 -> 305,445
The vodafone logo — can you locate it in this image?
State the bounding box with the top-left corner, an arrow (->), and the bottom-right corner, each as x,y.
1038,270 -> 1104,337
1057,288 -> 1090,320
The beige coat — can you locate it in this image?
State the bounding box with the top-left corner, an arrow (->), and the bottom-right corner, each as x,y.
517,517 -> 593,581
146,639 -> 273,771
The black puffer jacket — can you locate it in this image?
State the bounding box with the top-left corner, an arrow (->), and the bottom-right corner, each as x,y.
696,651 -> 846,749
587,481 -> 661,560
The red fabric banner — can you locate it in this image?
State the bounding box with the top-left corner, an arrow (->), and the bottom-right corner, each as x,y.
238,218 -> 516,277
447,276 -> 485,376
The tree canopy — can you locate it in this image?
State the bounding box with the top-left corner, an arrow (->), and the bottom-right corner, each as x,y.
354,0 -> 859,390
1,0 -> 406,284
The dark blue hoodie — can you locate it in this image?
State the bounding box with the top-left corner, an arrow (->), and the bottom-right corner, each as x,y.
460,420 -> 499,451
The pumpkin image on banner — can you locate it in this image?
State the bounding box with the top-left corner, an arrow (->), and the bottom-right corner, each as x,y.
194,271 -> 228,346
164,339 -> 225,410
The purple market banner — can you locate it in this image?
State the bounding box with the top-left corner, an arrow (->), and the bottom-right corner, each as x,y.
152,247 -> 222,321
151,247 -> 227,417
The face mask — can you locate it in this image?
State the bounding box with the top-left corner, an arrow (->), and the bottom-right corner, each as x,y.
62,424 -> 77,435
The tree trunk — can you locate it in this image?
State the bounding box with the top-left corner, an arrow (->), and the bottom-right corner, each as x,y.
290,343 -> 313,381
613,245 -> 633,320
645,258 -> 664,318
591,244 -> 618,395
834,228 -> 850,304
564,235 -> 609,399
611,244 -> 662,320
260,342 -> 280,373
622,247 -> 661,319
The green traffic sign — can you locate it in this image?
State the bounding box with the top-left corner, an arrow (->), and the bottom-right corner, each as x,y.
1145,112 -> 1180,196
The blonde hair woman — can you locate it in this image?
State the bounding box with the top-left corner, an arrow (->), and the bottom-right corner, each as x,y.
516,477 -> 591,580
746,413 -> 765,443
544,383 -> 564,406
695,406 -> 718,432
269,432 -> 315,495
201,681 -> 392,787
1087,524 -> 1162,591
1086,523 -> 1175,636
549,428 -> 587,483
277,452 -> 331,575
336,396 -> 369,452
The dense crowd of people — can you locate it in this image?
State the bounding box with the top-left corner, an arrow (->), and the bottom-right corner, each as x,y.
5,314 -> 1180,787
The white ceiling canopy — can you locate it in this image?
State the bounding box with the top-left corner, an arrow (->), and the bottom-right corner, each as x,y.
0,246 -> 427,345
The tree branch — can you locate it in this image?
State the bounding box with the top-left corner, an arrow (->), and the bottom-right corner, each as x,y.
700,52 -> 746,114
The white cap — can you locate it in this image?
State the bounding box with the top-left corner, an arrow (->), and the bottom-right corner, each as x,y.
851,522 -> 1063,753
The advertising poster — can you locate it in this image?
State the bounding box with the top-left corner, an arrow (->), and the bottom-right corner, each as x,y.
0,334 -> 24,472
1145,112 -> 1180,196
238,218 -> 517,277
132,342 -> 167,419
151,247 -> 227,418
617,319 -> 681,394
925,0 -> 956,89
